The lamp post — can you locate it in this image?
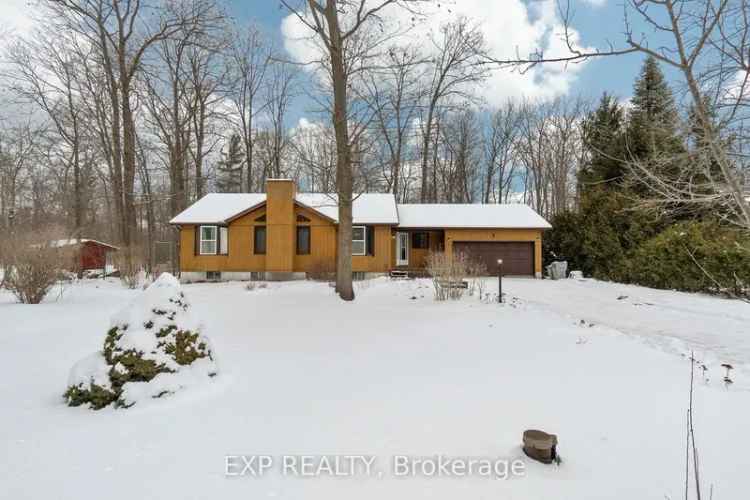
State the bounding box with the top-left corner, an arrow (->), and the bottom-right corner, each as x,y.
497,258 -> 503,303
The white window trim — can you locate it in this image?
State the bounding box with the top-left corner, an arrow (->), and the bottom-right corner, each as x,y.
199,225 -> 218,255
352,225 -> 366,256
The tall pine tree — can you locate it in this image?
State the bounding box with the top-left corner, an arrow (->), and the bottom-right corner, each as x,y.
579,92 -> 626,189
626,56 -> 684,164
215,134 -> 245,193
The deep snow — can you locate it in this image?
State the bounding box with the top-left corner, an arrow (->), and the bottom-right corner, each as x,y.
0,276 -> 748,499
66,273 -> 218,409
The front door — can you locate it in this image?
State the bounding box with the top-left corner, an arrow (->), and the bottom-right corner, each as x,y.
396,232 -> 409,266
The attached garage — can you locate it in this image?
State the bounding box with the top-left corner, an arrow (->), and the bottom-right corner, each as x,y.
453,241 -> 535,276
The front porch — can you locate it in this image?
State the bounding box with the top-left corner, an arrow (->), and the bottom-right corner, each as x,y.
390,228 -> 445,274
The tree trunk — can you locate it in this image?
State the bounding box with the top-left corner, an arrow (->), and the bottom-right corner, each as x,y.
324,0 -> 354,301
419,103 -> 436,203
121,91 -> 137,247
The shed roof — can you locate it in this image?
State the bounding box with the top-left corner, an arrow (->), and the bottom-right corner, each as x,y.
50,239 -> 119,250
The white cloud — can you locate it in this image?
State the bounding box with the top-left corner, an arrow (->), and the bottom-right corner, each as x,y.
280,0 -> 594,106
0,0 -> 35,38
580,0 -> 607,6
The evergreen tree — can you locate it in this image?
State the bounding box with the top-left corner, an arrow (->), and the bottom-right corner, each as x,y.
579,93 -> 626,189
626,56 -> 684,162
687,93 -> 725,160
215,134 -> 245,193
546,61 -> 681,279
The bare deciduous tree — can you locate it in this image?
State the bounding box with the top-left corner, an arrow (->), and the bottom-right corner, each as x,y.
260,59 -> 298,180
483,102 -> 521,203
487,0 -> 750,230
516,98 -> 585,217
418,16 -> 489,203
225,23 -> 272,192
6,29 -> 95,238
45,0 -> 219,246
279,0 -> 428,300
363,44 -> 425,201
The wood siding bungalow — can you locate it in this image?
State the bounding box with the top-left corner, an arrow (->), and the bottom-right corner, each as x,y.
170,179 -> 551,281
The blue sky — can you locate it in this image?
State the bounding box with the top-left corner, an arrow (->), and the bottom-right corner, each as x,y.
0,0 -> 676,123
221,0 -> 663,121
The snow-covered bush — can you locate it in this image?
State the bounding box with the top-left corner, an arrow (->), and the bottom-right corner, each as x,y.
64,273 -> 217,409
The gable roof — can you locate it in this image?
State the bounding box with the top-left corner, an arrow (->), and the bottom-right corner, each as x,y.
170,192 -> 551,229
169,193 -> 400,225
296,193 -> 399,224
396,203 -> 552,229
170,194 -> 266,225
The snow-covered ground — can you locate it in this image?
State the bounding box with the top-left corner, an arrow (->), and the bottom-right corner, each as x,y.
1,276 -> 748,499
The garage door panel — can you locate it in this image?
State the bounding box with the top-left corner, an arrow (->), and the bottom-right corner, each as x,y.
453,241 -> 534,276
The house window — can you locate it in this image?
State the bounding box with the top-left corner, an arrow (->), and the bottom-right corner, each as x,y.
297,226 -> 311,255
206,271 -> 221,281
219,227 -> 229,255
352,226 -> 366,255
199,225 -> 217,255
412,232 -> 429,249
254,226 -> 266,254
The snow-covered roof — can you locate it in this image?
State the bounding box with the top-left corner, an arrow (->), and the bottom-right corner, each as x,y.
170,194 -> 266,224
170,191 -> 550,229
296,193 -> 399,224
50,239 -> 119,250
169,192 -> 400,225
396,203 -> 552,229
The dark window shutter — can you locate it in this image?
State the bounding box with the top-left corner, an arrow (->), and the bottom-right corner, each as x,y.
194,226 -> 199,255
366,226 -> 375,256
216,227 -> 222,255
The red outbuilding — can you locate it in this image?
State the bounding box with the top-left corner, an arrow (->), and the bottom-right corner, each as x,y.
52,239 -> 119,273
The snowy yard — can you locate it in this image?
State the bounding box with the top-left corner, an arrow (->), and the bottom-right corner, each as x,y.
1,276 -> 748,499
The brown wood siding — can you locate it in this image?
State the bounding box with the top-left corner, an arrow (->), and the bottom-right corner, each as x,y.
390,229 -> 443,268
352,225 -> 392,272
180,201 -> 394,274
80,241 -> 109,270
266,180 -> 296,272
179,207 -> 267,272
453,241 -> 534,275
293,205 -> 337,272
181,222 -> 542,276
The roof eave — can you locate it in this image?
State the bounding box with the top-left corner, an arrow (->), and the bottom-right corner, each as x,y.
294,199 -> 338,223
